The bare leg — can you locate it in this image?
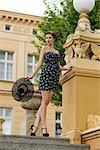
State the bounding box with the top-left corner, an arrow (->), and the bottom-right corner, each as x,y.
31,104 -> 42,133
31,90 -> 54,134
40,90 -> 54,133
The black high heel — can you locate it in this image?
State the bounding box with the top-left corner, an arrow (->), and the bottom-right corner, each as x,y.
41,128 -> 49,137
30,125 -> 38,136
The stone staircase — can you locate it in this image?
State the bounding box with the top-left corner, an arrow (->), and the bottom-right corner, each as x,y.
0,134 -> 89,150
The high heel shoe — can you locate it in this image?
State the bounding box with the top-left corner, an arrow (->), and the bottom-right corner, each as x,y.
30,125 -> 38,136
41,128 -> 49,137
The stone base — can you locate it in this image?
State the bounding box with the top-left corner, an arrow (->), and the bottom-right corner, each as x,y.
60,58 -> 100,134
60,129 -> 81,144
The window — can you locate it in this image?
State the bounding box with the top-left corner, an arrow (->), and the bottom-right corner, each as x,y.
5,24 -> 11,31
27,54 -> 38,83
34,57 -> 41,83
0,51 -> 13,80
27,54 -> 35,77
27,54 -> 41,83
32,29 -> 37,34
55,112 -> 62,136
0,108 -> 12,134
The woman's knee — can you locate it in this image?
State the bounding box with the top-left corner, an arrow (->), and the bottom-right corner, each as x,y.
41,91 -> 51,105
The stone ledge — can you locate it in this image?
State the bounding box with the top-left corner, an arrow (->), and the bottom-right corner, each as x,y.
81,126 -> 100,140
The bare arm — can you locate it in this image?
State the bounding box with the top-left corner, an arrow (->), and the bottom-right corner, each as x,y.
26,47 -> 46,79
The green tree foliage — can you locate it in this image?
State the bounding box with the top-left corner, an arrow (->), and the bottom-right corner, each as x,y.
38,0 -> 79,63
89,0 -> 100,30
33,0 -> 100,106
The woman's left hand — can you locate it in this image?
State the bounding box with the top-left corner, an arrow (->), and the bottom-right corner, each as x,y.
64,66 -> 73,72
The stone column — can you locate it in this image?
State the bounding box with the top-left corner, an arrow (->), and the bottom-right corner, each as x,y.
60,58 -> 100,144
59,2 -> 100,142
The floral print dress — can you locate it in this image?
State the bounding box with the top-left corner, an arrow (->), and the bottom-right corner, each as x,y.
39,51 -> 61,91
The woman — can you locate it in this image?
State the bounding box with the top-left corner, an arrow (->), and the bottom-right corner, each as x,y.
26,31 -> 72,137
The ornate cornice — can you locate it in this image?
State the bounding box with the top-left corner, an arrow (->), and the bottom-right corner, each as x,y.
74,31 -> 100,43
0,91 -> 11,96
64,31 -> 100,49
0,10 -> 42,25
63,11 -> 100,64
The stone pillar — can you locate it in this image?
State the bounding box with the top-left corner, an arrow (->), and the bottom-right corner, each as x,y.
60,58 -> 100,144
0,118 -> 5,134
59,5 -> 100,143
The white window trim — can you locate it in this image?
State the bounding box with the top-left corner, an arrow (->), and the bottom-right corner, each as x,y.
0,51 -> 14,81
55,112 -> 62,136
3,108 -> 12,119
27,54 -> 36,83
0,107 -> 12,134
4,24 -> 12,32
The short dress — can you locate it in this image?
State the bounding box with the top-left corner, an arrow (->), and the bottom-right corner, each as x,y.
39,51 -> 61,91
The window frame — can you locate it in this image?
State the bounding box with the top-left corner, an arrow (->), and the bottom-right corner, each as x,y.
0,107 -> 12,135
0,51 -> 14,81
4,24 -> 12,32
27,54 -> 36,83
55,112 -> 62,136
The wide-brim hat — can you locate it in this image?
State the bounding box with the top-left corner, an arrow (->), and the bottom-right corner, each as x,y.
12,78 -> 34,102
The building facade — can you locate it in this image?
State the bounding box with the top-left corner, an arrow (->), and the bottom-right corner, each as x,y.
0,10 -> 62,136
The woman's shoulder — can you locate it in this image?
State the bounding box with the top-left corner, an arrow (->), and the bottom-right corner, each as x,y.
41,46 -> 48,54
55,49 -> 60,55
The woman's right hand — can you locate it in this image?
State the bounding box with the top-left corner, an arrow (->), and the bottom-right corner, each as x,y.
25,75 -> 34,80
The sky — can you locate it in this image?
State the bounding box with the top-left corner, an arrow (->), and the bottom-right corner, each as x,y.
0,0 -> 46,16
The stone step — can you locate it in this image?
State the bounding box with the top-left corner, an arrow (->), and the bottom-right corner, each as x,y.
0,134 -> 90,150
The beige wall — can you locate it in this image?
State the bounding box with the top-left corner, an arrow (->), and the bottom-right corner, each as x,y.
0,10 -> 40,135
0,10 -> 61,136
